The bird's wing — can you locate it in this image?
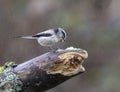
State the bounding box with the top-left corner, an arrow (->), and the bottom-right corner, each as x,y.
32,32 -> 52,37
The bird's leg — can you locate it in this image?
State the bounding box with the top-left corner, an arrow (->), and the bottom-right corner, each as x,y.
48,46 -> 56,53
56,46 -> 60,50
54,44 -> 61,50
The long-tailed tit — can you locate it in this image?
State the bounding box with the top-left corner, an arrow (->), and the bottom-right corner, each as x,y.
17,28 -> 66,49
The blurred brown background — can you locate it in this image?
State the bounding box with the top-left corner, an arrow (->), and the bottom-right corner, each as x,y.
0,0 -> 120,92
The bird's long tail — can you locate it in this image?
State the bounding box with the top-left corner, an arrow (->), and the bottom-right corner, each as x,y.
14,36 -> 37,39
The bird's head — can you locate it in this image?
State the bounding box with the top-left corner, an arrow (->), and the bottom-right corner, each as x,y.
53,28 -> 66,42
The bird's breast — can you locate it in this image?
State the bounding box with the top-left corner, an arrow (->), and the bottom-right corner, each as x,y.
37,36 -> 59,47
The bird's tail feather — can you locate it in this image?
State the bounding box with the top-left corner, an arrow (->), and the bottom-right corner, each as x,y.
14,36 -> 37,39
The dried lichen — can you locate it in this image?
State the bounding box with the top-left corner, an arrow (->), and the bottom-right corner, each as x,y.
0,63 -> 23,92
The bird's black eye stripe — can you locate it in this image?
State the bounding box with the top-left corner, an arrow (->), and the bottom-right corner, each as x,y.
61,31 -> 66,39
32,33 -> 52,37
54,28 -> 59,34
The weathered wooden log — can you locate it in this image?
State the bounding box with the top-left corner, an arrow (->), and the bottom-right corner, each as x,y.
0,47 -> 88,92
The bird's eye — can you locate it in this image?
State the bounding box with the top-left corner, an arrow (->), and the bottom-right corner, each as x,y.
54,28 -> 59,34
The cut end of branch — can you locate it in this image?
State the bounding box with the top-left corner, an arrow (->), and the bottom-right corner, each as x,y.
44,47 -> 88,76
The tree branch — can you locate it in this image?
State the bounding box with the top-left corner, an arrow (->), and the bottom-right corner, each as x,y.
0,47 -> 88,92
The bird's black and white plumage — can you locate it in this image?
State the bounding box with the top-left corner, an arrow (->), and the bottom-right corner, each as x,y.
18,28 -> 66,48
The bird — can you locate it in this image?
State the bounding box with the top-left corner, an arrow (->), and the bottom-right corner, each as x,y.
17,28 -> 66,50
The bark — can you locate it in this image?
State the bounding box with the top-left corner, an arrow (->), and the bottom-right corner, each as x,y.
6,47 -> 88,92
